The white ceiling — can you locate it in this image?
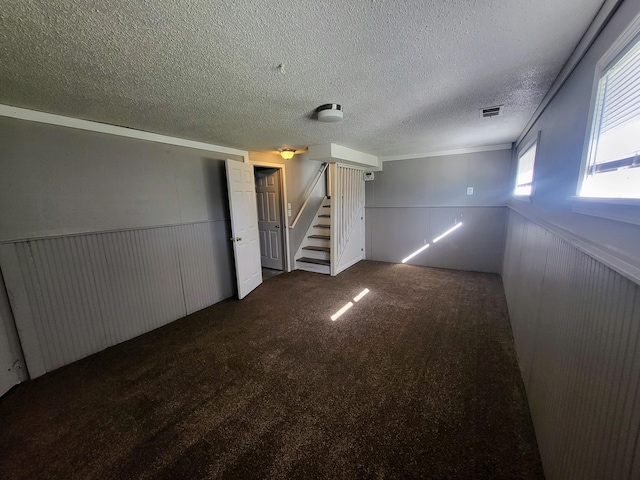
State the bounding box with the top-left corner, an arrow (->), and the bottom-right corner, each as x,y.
0,0 -> 605,158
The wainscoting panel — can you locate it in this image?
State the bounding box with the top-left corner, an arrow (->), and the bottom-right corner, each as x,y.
1,221 -> 234,378
502,209 -> 640,480
366,206 -> 506,273
175,222 -> 217,315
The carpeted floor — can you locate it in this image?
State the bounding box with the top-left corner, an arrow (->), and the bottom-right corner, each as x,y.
0,261 -> 545,479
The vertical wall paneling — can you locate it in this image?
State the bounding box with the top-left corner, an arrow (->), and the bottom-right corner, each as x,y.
174,221 -> 221,315
332,165 -> 365,275
502,209 -> 640,480
366,206 -> 507,273
2,220 -> 232,377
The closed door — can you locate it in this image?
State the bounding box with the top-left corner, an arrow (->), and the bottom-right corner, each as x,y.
255,168 -> 284,270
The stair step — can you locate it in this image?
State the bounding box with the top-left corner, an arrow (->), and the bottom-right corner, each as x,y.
318,214 -> 330,218
308,234 -> 330,240
298,257 -> 331,266
323,205 -> 330,208
314,224 -> 330,229
303,246 -> 330,252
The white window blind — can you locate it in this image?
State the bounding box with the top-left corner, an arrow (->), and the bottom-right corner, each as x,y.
515,143 -> 537,196
582,35 -> 640,199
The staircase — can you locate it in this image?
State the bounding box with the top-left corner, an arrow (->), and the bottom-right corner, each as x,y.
295,198 -> 331,274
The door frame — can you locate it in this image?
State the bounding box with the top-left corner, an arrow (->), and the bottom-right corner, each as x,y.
250,161 -> 291,272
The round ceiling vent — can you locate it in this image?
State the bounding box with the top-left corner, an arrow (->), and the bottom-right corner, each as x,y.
316,103 -> 343,123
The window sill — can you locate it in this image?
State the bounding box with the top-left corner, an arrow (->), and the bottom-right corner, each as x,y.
569,196 -> 640,226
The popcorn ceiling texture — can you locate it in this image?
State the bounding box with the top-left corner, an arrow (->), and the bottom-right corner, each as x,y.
0,0 -> 604,157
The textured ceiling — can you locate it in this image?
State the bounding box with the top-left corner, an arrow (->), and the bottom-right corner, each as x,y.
0,0 -> 605,158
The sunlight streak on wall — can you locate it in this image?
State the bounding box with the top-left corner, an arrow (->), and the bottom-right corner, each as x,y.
432,222 -> 463,243
401,244 -> 430,263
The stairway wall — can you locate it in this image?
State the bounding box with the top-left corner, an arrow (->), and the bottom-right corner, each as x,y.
332,165 -> 366,275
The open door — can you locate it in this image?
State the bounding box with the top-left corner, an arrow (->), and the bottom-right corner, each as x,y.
225,159 -> 262,299
0,268 -> 27,396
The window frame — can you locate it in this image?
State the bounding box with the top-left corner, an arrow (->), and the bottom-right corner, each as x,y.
577,15 -> 640,200
513,131 -> 540,199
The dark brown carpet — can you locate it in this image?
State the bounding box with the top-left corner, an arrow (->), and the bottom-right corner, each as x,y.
0,261 -> 545,479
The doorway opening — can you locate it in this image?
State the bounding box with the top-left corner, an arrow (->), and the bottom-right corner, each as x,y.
253,162 -> 291,279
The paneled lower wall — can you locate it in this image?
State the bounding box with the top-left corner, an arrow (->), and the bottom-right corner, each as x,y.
502,209 -> 640,480
365,206 -> 506,273
0,219 -> 234,378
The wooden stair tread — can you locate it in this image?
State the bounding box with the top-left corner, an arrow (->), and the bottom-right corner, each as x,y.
298,257 -> 330,266
302,246 -> 330,252
323,205 -> 331,208
318,214 -> 330,218
308,234 -> 330,240
314,224 -> 330,229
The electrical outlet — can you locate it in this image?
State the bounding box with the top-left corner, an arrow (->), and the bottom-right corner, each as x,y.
466,187 -> 474,195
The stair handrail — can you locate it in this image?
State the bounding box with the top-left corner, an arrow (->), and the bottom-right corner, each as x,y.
289,162 -> 328,229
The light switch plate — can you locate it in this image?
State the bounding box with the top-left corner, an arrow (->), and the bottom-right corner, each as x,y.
466,187 -> 474,195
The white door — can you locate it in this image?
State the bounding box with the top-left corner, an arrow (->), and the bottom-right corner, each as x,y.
0,273 -> 25,396
255,168 -> 284,270
226,159 -> 262,299
0,321 -> 22,397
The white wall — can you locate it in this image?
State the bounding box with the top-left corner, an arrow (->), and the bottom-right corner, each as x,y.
503,1 -> 640,478
365,149 -> 512,273
0,117 -> 241,241
511,0 -> 640,277
0,117 -> 239,380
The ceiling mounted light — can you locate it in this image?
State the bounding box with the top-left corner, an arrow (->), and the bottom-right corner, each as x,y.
279,148 -> 296,160
316,103 -> 343,123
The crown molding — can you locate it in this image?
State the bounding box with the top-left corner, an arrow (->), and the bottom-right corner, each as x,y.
0,104 -> 249,161
380,143 -> 513,162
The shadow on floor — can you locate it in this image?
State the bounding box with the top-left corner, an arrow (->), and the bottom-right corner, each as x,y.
262,267 -> 283,280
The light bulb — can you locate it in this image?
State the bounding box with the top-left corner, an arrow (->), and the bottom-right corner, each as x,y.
279,149 -> 295,160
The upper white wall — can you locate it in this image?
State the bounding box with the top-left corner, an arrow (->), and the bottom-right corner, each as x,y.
0,117 -> 241,242
367,149 -> 512,207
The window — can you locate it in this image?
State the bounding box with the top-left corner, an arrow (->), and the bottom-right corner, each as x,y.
514,141 -> 537,196
581,33 -> 640,199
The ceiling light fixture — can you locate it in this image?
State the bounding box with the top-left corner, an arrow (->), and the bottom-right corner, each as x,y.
279,148 -> 296,160
316,103 -> 343,123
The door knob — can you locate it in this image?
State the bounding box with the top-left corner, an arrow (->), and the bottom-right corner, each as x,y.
275,225 -> 280,229
229,237 -> 242,241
